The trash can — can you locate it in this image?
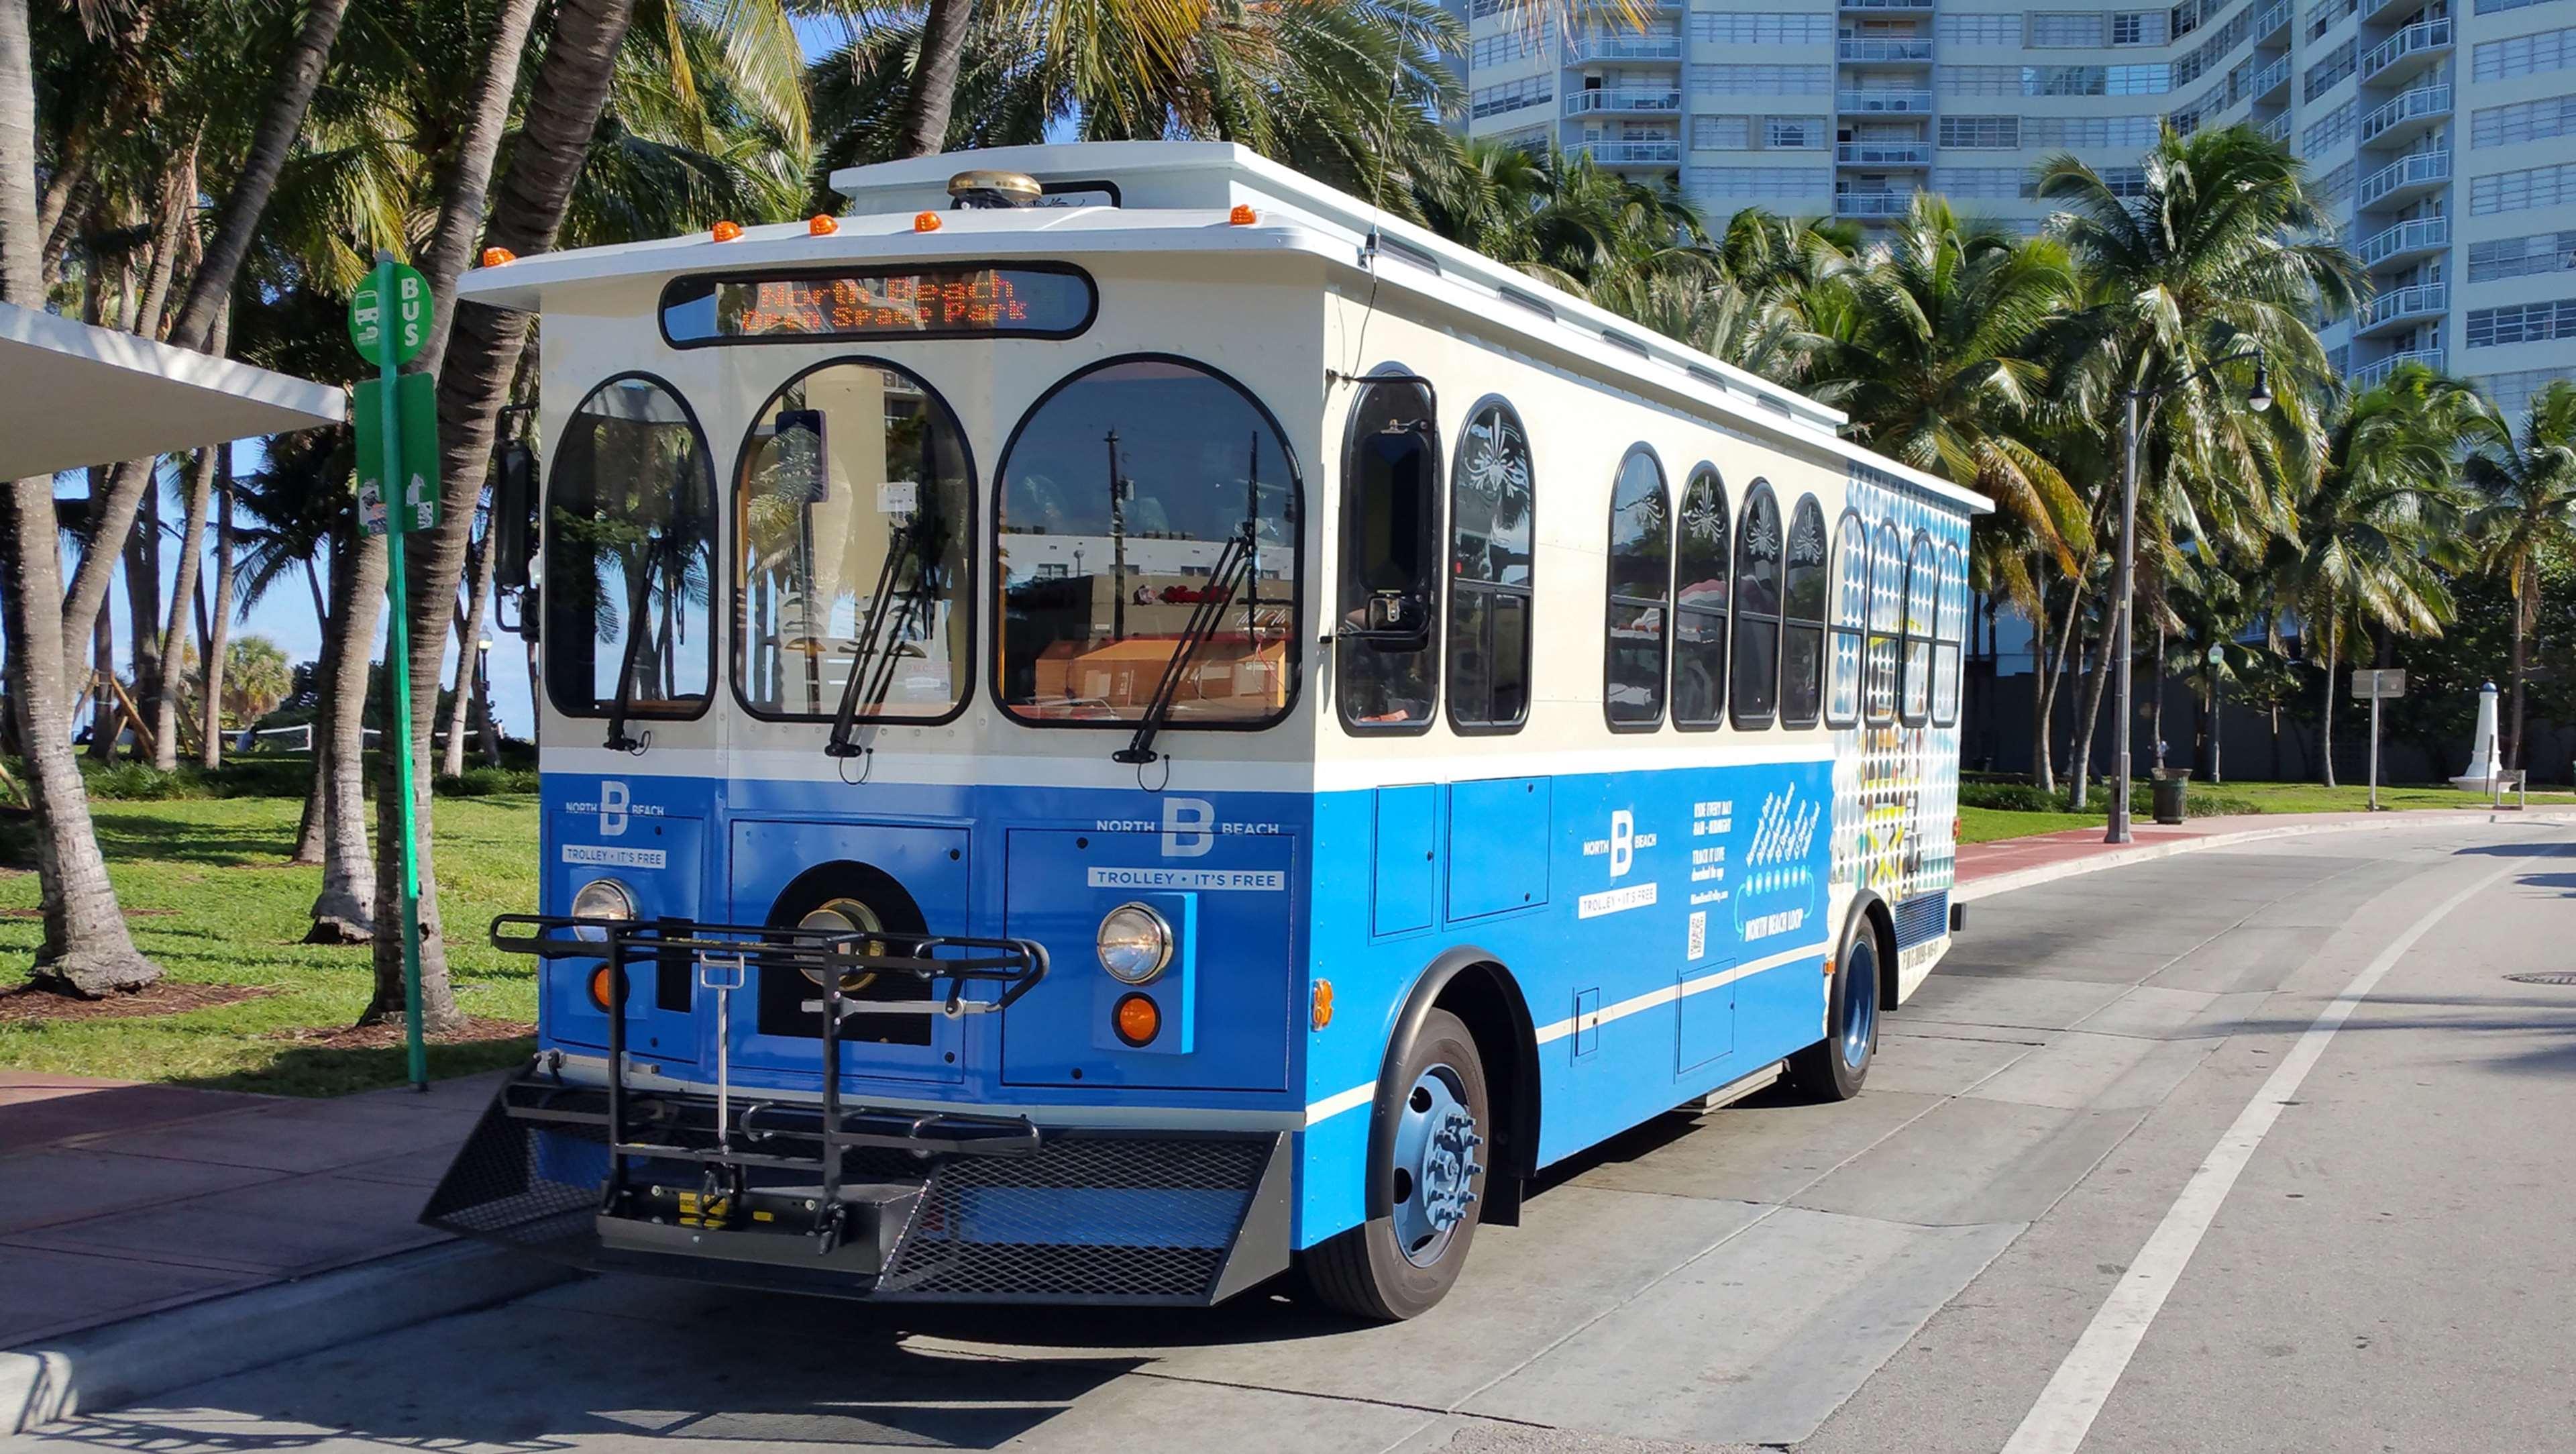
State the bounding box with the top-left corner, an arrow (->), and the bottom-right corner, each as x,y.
2151,770 -> 2188,825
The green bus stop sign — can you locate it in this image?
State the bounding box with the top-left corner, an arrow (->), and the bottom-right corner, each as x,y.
350,260 -> 431,366
354,370 -> 441,535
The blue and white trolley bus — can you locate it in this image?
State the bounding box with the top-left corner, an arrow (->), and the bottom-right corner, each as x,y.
427,143 -> 1986,1320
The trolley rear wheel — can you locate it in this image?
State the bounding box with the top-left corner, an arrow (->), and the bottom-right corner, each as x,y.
1303,1008 -> 1490,1320
1788,914 -> 1880,1101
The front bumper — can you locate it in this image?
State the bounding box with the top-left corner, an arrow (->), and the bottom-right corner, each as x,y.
421,1068 -> 1293,1306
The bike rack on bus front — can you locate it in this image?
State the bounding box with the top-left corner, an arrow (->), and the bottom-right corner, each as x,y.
489,914 -> 1049,1253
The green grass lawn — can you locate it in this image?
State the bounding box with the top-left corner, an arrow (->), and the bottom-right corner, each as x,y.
0,796 -> 541,1095
1958,805 -> 2100,843
1957,778 -> 2572,847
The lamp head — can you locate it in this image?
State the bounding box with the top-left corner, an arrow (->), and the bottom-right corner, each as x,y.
2247,358 -> 2273,414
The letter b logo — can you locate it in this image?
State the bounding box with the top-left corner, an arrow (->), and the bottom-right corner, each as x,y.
1162,798 -> 1215,858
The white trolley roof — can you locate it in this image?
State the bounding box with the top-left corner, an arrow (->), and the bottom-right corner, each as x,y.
457,142 -> 1987,517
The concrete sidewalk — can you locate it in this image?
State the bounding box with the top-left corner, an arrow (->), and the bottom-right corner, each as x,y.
0,1070 -> 494,1347
1952,801 -> 2576,901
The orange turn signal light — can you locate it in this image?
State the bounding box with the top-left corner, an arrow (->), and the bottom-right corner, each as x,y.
914,211 -> 943,233
1311,978 -> 1334,1030
588,965 -> 616,1010
809,214 -> 840,236
1113,992 -> 1161,1047
479,246 -> 516,267
711,220 -> 744,242
1228,203 -> 1258,226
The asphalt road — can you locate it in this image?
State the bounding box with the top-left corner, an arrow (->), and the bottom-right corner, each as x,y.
11,817 -> 2573,1454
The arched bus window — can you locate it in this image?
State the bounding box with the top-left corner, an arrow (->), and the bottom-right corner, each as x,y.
1825,511 -> 1867,728
543,374 -> 717,723
731,360 -> 974,723
1729,483 -> 1782,727
1901,531 -> 1937,726
1864,519 -> 1903,725
1672,466 -> 1729,729
1934,541 -> 1967,727
1448,399 -> 1534,733
1780,496 -> 1829,728
994,356 -> 1300,727
1605,446 -> 1671,730
1338,369 -> 1440,732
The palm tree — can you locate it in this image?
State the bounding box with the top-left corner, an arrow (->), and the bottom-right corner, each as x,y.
2037,122 -> 2359,804
0,0 -> 161,996
370,0 -> 659,1033
2462,380 -> 2576,774
223,637 -> 295,723
1807,195 -> 2088,570
2269,363 -> 2471,785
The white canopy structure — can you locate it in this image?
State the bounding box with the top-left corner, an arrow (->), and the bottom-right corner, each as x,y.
0,301 -> 345,478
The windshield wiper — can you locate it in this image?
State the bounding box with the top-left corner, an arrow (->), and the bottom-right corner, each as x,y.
824,513 -> 941,763
1114,521 -> 1257,766
602,563 -> 655,751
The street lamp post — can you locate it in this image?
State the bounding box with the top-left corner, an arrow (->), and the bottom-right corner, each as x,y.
474,636 -> 496,765
2106,350 -> 2271,845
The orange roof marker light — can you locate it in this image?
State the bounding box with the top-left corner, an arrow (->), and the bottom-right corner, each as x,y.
914,211 -> 943,233
1311,978 -> 1334,1031
710,220 -> 744,242
1228,203 -> 1258,226
479,246 -> 515,268
809,214 -> 840,236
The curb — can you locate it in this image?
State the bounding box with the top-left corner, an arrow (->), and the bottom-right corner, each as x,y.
1953,806 -> 2576,904
0,1238 -> 574,1434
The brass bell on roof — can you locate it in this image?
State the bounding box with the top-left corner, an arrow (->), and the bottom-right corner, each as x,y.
947,170 -> 1042,209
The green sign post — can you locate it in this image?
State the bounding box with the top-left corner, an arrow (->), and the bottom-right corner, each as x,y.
350,251 -> 437,1090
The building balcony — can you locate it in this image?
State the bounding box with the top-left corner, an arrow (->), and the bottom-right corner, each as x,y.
1837,0 -> 1934,10
2358,280 -> 2448,335
2357,214 -> 2449,269
2359,84 -> 2450,148
1836,141 -> 1931,165
1566,87 -> 1682,115
1837,89 -> 1934,113
1576,140 -> 1682,164
1836,38 -> 1933,62
2253,0 -> 2291,41
2249,53 -> 2291,103
2259,110 -> 2292,144
2357,150 -> 2451,209
1835,190 -> 1913,217
1565,33 -> 1682,62
2361,0 -> 2428,27
2352,346 -> 2444,389
2359,17 -> 2452,87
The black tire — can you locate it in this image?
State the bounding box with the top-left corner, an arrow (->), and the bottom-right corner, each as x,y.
1786,911 -> 1882,1101
1302,1008 -> 1490,1320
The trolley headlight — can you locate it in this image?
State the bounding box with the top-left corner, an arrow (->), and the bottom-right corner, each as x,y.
571,878 -> 636,924
1095,902 -> 1174,984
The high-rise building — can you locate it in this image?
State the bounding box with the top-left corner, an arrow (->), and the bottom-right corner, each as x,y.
1458,0 -> 2576,407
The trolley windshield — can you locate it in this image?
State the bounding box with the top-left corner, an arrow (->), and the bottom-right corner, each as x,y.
994,358 -> 1299,726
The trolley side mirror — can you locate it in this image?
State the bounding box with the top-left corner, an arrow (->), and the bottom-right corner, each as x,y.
1356,590 -> 1433,652
492,440 -> 539,596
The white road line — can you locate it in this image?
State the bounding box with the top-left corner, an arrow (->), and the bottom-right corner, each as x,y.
1998,846 -> 2552,1454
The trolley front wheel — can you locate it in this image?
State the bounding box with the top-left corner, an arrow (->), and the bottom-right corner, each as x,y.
1788,913 -> 1880,1101
1302,1008 -> 1490,1320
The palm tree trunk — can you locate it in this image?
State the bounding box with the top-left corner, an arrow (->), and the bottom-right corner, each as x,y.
2508,564 -> 2533,772
154,446 -> 221,770
362,0 -> 637,1032
57,0 -> 352,671
897,0 -> 975,158
2318,623 -> 2339,789
162,0 -> 351,353
2148,621 -> 2167,774
2069,601 -> 2118,809
441,526 -> 498,778
2028,584 -> 2054,791
0,29 -> 158,991
199,446 -> 236,770
311,534 -> 386,941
